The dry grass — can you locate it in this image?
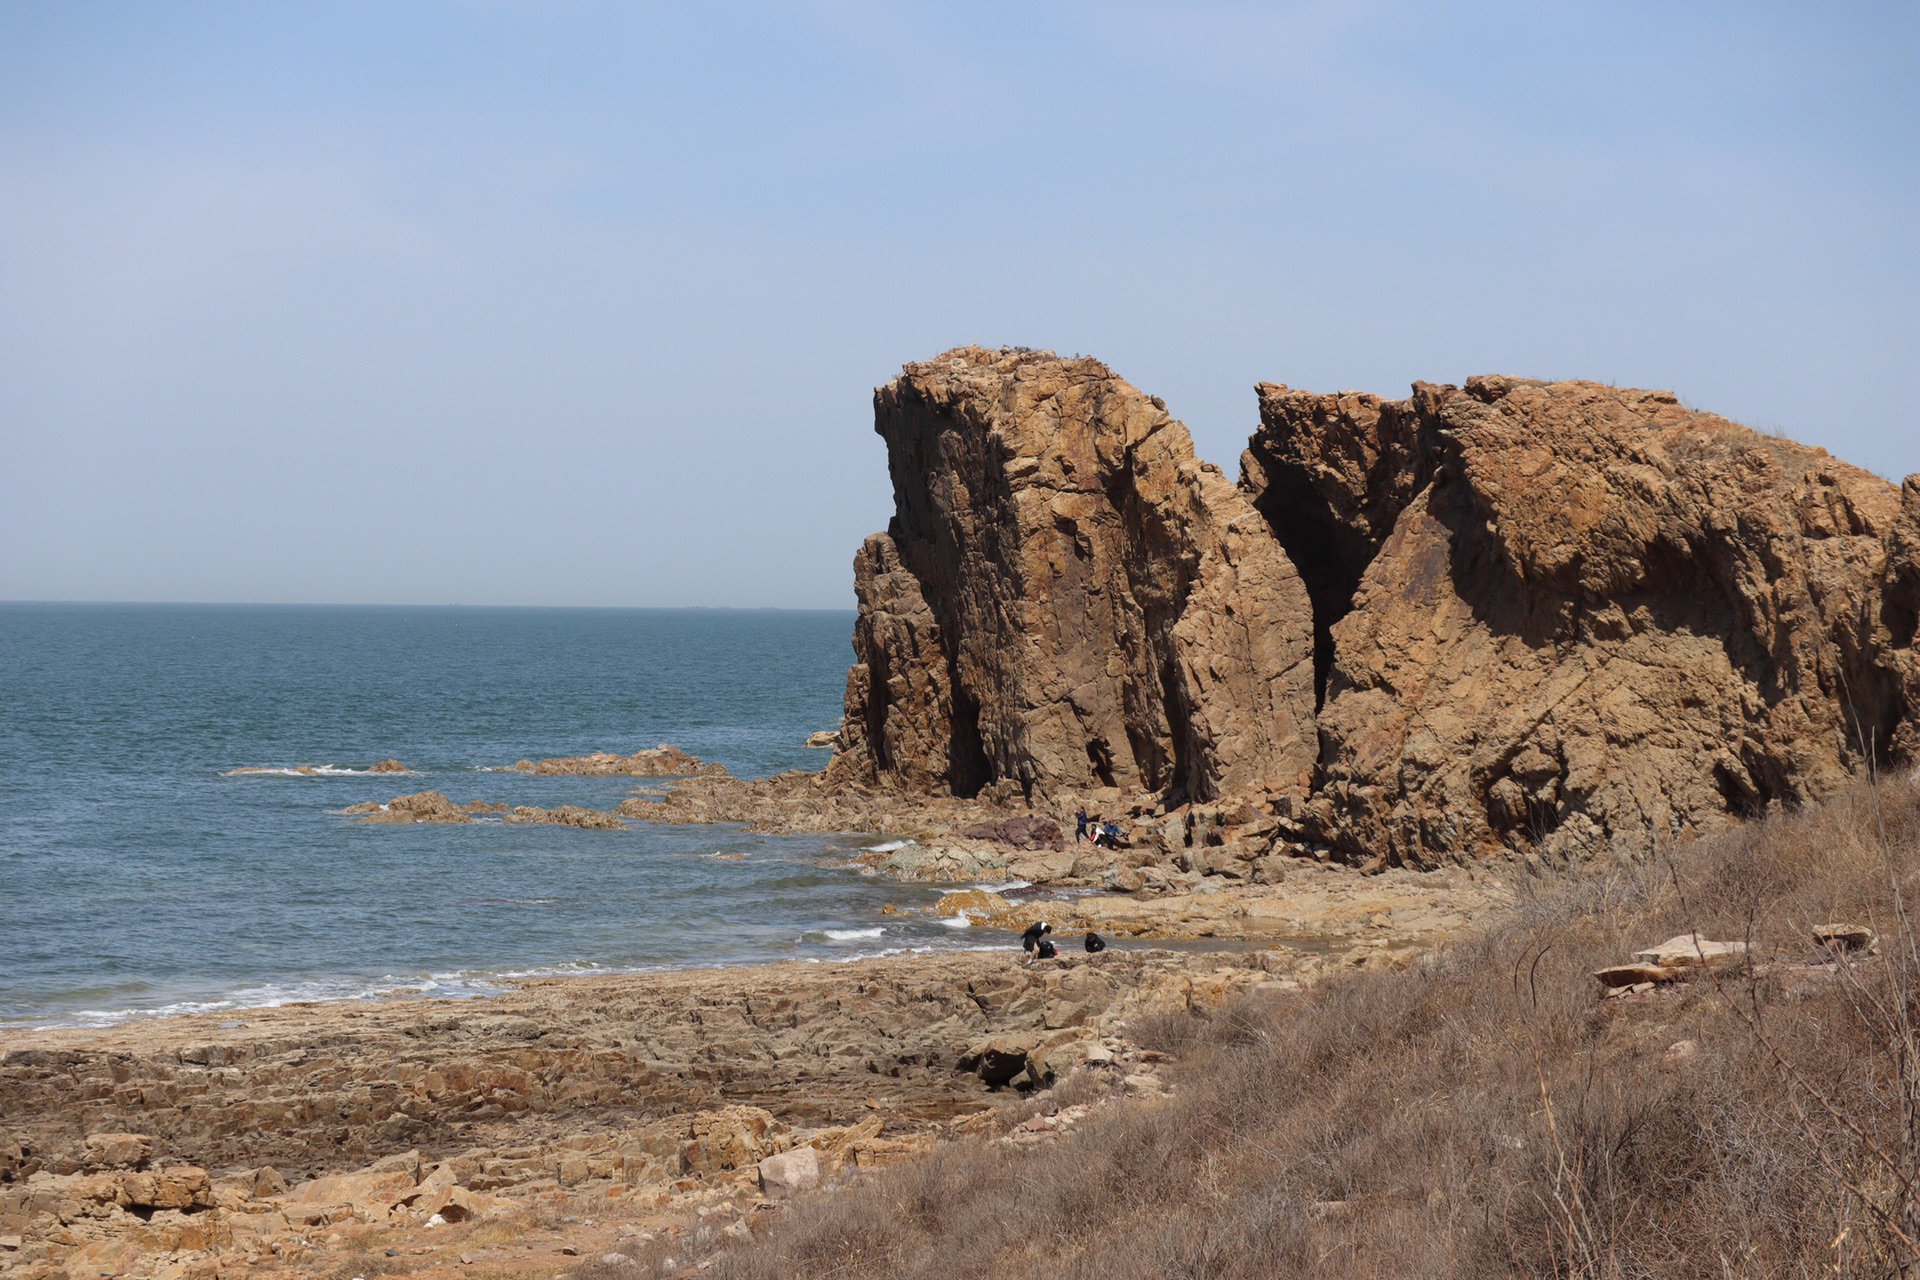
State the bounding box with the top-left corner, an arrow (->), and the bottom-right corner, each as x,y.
709,777 -> 1920,1279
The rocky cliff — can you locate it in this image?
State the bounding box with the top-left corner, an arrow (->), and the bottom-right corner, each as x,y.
1246,375 -> 1911,865
829,347 -> 1319,806
835,347 -> 1917,867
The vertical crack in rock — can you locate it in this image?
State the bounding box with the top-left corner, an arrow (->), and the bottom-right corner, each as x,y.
831,347 -> 1318,806
1246,373 -> 1913,866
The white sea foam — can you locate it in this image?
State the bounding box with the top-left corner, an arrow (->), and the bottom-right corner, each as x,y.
974,879 -> 1032,893
823,927 -> 886,941
222,765 -> 418,778
863,839 -> 913,853
938,915 -> 973,929
45,972 -> 508,1029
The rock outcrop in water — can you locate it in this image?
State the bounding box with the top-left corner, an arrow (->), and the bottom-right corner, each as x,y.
828,347 -> 1319,806
1244,375 -> 1909,865
508,745 -> 719,777
828,347 -> 1918,867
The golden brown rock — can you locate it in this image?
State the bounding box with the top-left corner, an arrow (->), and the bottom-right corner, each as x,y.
830,346 -> 1318,807
1246,375 -> 1909,865
345,791 -> 472,824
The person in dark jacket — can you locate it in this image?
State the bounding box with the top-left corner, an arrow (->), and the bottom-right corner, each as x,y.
1084,931 -> 1107,953
1034,937 -> 1057,959
1021,920 -> 1052,953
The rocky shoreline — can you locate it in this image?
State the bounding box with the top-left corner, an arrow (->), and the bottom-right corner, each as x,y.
0,857 -> 1504,1280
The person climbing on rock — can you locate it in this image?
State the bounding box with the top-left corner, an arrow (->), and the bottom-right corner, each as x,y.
1021,920 -> 1052,953
1075,809 -> 1088,842
1084,931 -> 1106,953
1034,936 -> 1057,959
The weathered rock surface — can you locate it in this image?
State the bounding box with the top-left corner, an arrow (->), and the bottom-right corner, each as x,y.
508,745 -> 720,777
1246,375 -> 1911,865
342,791 -> 473,824
0,948 -> 1305,1278
502,804 -> 626,830
829,347 -> 1318,807
340,794 -> 625,829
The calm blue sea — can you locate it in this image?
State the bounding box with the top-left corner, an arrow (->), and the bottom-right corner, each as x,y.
0,603 -> 1013,1028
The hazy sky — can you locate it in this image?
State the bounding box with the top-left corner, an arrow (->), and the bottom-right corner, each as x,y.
2,3 -> 1914,608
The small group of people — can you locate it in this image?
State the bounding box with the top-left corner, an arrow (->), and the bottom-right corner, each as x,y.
1074,810 -> 1124,850
1020,920 -> 1105,960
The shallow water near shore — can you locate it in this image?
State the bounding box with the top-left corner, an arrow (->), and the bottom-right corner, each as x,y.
0,603 -> 1053,1028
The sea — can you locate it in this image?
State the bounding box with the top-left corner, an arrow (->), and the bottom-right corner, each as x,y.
0,603 -> 1031,1029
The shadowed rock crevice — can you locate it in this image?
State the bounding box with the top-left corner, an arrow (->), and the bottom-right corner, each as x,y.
1261,374 -> 1911,866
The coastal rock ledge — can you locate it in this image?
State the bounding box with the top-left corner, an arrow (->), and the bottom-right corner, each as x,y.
827,346 -> 1919,868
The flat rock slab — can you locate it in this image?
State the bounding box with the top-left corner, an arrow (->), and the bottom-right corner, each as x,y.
1633,934 -> 1748,970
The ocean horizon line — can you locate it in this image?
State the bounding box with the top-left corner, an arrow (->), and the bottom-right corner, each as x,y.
0,598 -> 857,614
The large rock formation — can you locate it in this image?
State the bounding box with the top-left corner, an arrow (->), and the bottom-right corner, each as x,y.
1245,375 -> 1910,865
830,347 -> 1318,805
829,347 -> 1914,868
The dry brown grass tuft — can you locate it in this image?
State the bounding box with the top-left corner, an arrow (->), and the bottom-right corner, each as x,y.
712,777 -> 1920,1279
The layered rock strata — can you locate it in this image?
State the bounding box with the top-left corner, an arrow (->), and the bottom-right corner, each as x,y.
1245,375 -> 1913,864
829,347 -> 1318,807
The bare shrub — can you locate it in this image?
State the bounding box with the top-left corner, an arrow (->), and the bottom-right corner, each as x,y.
713,777 -> 1920,1280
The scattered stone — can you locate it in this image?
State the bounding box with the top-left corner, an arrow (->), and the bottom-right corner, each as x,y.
1659,1039 -> 1702,1072
1632,934 -> 1749,973
1812,923 -> 1877,953
1593,963 -> 1678,988
804,730 -> 841,750
756,1147 -> 820,1199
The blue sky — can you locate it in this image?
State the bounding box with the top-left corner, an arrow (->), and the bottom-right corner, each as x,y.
2,2 -> 1914,607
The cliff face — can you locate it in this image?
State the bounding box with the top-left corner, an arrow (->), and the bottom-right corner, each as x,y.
1246,375 -> 1909,865
837,346 -> 1916,866
829,347 -> 1318,805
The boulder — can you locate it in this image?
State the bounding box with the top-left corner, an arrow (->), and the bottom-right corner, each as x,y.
1633,934 -> 1748,973
804,730 -> 841,750
1592,963 -> 1678,988
755,1147 -> 820,1199
1812,923 -> 1878,953
829,346 -> 1318,806
368,758 -> 410,773
932,889 -> 1014,920
1246,375 -> 1908,865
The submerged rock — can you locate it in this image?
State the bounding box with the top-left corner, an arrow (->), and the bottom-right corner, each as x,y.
345,791 -> 473,824
503,804 -> 626,830
509,745 -> 722,777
